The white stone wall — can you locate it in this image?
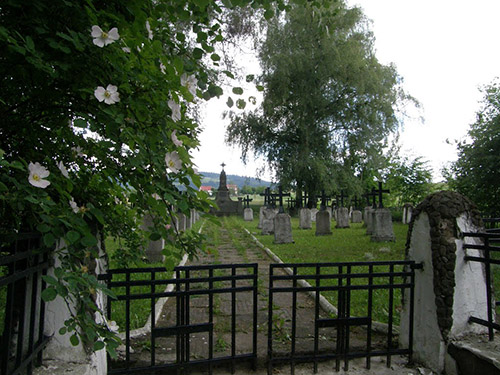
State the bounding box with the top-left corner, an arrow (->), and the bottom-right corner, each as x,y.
40,238 -> 107,375
400,212 -> 446,372
452,214 -> 489,337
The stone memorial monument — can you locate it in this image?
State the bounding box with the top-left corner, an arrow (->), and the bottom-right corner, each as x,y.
370,182 -> 395,242
213,162 -> 243,216
350,196 -> 363,223
335,190 -> 350,228
272,186 -> 293,243
299,207 -> 312,229
243,195 -> 254,221
315,191 -> 332,236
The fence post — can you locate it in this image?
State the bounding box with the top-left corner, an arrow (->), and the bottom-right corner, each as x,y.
400,191 -> 489,374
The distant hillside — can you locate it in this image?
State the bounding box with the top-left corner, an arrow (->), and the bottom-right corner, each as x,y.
199,172 -> 270,189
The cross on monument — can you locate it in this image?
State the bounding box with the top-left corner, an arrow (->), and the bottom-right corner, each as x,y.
259,187 -> 272,208
319,190 -> 332,211
242,194 -> 253,209
352,196 -> 360,210
336,190 -> 348,208
220,162 -> 226,170
270,185 -> 291,213
374,181 -> 390,208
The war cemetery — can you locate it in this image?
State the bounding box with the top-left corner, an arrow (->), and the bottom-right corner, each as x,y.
2,1 -> 500,375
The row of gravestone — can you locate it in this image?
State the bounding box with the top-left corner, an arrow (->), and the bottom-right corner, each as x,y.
252,203 -> 396,244
142,209 -> 200,262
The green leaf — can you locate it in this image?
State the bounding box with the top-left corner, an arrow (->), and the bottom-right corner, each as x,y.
70,334 -> 79,346
256,85 -> 264,92
66,230 -> 80,244
193,48 -> 204,60
93,341 -> 105,351
149,232 -> 161,241
226,97 -> 234,108
246,74 -> 255,82
43,232 -> 56,247
210,53 -> 220,62
42,275 -> 58,285
264,9 -> 275,20
73,118 -> 87,128
37,223 -> 51,233
41,287 -> 57,302
236,99 -> 246,109
81,235 -> 97,247
59,327 -> 67,335
232,87 -> 243,95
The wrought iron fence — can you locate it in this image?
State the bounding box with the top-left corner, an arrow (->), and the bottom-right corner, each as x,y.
0,233 -> 52,375
267,260 -> 419,374
462,230 -> 500,340
99,263 -> 258,375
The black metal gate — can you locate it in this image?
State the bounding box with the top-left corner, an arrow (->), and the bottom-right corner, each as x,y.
0,233 -> 52,375
101,263 -> 258,375
267,260 -> 419,374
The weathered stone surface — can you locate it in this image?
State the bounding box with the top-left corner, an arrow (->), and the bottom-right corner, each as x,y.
310,208 -> 318,222
335,207 -> 350,228
364,207 -> 374,234
299,208 -> 312,229
403,203 -> 414,224
370,208 -> 395,242
315,210 -> 332,236
400,190 -> 487,374
274,212 -> 293,244
243,207 -> 254,221
261,208 -> 277,235
351,210 -> 362,223
257,206 -> 266,229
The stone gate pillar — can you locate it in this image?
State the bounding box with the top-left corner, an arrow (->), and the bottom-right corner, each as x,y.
400,191 -> 489,374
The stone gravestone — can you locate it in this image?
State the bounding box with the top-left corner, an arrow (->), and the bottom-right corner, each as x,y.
400,191 -> 488,374
402,203 -> 413,224
299,207 -> 312,229
335,190 -> 350,228
370,182 -> 395,242
363,188 -> 377,234
350,196 -> 363,223
141,214 -> 164,262
315,191 -> 332,236
258,187 -> 272,229
242,195 -> 254,221
272,186 -> 293,244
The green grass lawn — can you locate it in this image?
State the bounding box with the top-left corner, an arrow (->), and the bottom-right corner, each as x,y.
224,215 -> 410,325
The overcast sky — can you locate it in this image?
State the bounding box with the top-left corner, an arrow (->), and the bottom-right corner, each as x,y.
192,0 -> 500,181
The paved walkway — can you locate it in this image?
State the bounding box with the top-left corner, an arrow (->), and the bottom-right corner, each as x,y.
120,219 -> 434,375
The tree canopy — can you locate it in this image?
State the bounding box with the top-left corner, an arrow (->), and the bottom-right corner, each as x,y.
446,79 -> 500,215
0,0 -> 287,355
226,1 -> 413,201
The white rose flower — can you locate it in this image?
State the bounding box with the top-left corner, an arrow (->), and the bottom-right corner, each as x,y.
168,100 -> 181,122
69,197 -> 79,213
171,130 -> 183,147
57,161 -> 69,178
28,162 -> 50,188
91,25 -> 119,47
146,20 -> 153,40
94,84 -> 120,105
181,74 -> 198,96
165,151 -> 182,174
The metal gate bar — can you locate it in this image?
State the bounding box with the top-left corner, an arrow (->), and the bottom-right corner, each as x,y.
102,263 -> 258,375
267,260 -> 418,375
